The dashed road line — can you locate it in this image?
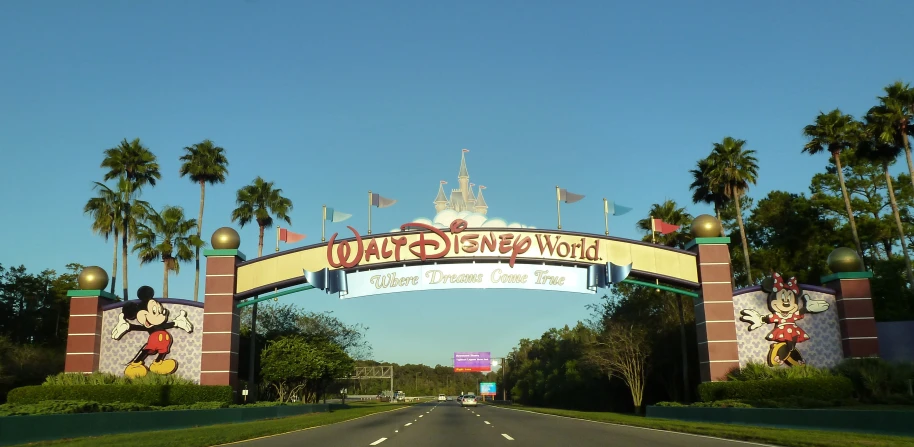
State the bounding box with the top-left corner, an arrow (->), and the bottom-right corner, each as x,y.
502,434 -> 514,441
405,423 -> 412,426
484,421 -> 491,425
370,438 -> 387,445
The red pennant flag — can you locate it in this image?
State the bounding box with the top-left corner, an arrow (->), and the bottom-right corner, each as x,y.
652,219 -> 681,235
279,228 -> 306,243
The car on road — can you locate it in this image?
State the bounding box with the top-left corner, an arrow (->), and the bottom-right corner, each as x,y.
460,394 -> 477,407
438,394 -> 446,402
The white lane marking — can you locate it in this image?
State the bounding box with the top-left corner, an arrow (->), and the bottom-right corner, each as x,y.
212,405 -> 409,446
370,438 -> 387,445
487,406 -> 776,446
502,434 -> 514,440
419,415 -> 424,418
485,421 -> 491,425
405,422 -> 413,426
476,414 -> 480,417
395,430 -> 398,433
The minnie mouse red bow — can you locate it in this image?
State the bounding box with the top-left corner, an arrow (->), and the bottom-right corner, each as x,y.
772,272 -> 799,294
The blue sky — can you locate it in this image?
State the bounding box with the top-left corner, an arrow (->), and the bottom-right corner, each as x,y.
1,1 -> 911,366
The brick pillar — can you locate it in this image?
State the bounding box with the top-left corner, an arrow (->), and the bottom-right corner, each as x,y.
200,249 -> 245,395
686,237 -> 739,382
822,271 -> 879,358
64,290 -> 117,373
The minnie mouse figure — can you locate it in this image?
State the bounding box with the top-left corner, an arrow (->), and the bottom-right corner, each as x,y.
110,286 -> 193,378
739,273 -> 830,367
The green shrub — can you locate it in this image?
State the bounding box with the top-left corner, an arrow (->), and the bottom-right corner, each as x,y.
698,376 -> 854,402
834,358 -> 914,402
0,399 -> 318,416
725,362 -> 834,381
7,384 -> 233,406
654,401 -> 685,407
690,399 -> 754,408
42,372 -> 195,386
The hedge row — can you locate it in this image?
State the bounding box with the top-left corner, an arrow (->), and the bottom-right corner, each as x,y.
0,399 -> 302,416
7,385 -> 233,406
698,376 -> 854,402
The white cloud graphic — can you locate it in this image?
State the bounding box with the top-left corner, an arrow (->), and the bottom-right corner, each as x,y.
390,209 -> 536,232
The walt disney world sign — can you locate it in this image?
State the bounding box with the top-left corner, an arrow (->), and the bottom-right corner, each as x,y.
233,219 -> 702,299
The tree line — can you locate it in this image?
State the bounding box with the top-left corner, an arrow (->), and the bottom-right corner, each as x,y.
500,79 -> 914,413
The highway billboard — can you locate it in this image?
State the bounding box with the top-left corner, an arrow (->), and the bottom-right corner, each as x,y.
453,352 -> 491,372
479,382 -> 497,396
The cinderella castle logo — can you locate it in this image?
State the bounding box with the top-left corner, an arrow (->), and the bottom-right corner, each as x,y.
433,149 -> 489,215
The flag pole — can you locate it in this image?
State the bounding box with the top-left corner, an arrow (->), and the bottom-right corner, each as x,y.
322,205 -> 327,242
368,190 -> 373,235
603,198 -> 609,236
650,215 -> 656,244
650,215 -> 660,291
275,226 -> 280,252
555,186 -> 562,230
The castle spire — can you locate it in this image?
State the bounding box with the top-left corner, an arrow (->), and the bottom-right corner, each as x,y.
475,185 -> 488,215
458,148 -> 470,179
434,180 -> 448,213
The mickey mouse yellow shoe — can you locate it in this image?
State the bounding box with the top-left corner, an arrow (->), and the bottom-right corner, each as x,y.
124,362 -> 148,378
150,359 -> 178,375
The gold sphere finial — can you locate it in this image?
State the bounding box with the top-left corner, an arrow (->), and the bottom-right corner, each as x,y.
690,214 -> 723,238
211,227 -> 241,250
827,247 -> 864,273
78,266 -> 109,290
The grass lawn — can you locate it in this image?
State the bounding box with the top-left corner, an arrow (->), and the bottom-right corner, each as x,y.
11,401 -> 414,447
485,403 -> 914,447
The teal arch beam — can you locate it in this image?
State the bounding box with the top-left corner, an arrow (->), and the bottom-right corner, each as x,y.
236,284 -> 315,308
621,278 -> 699,298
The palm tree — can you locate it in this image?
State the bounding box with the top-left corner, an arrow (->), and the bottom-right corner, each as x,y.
231,177 -> 293,257
861,110 -> 914,287
100,138 -> 161,298
876,81 -> 914,194
84,179 -> 123,295
179,140 -> 230,302
636,200 -> 693,402
802,109 -> 865,260
133,206 -> 202,298
688,158 -> 727,236
707,137 -> 759,283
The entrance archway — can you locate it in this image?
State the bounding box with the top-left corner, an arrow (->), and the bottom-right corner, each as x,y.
195,216 -> 738,395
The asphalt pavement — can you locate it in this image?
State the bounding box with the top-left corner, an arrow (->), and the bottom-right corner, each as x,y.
226,401 -> 772,447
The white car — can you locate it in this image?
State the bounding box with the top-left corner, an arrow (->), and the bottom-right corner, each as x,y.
438,394 -> 446,402
460,394 -> 477,407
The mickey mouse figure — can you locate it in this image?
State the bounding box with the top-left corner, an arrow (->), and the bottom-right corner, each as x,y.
739,273 -> 830,367
111,285 -> 194,378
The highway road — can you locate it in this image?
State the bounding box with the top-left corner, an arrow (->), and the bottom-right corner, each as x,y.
228,401 -> 770,447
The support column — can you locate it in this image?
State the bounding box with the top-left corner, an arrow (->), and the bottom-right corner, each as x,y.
687,236 -> 739,382
64,290 -> 117,373
200,247 -> 244,394
822,271 -> 879,359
